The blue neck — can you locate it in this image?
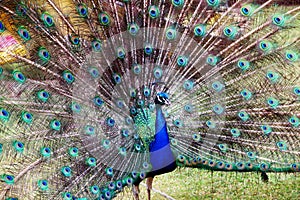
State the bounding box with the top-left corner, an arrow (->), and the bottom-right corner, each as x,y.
150,105 -> 170,151
149,104 -> 176,173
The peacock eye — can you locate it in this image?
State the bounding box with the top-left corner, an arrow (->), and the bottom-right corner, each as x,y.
3,174 -> 15,184
12,141 -> 24,152
86,157 -> 97,167
293,87 -> 300,95
50,119 -> 61,131
61,166 -> 72,177
287,53 -> 293,59
21,112 -> 33,124
140,172 -> 146,179
240,4 -> 255,17
224,28 -> 231,35
68,147 -> 79,157
93,96 -> 104,107
37,179 -> 49,191
183,80 -> 194,91
88,67 -> 99,78
62,71 -> 75,84
152,67 -> 163,79
116,180 -> 122,188
137,99 -> 145,108
237,59 -> 250,71
259,40 -> 273,53
112,73 -> 122,84
99,12 -> 111,26
184,104 -> 194,113
291,164 -> 298,171
212,81 -> 224,92
285,50 -> 299,62
0,109 -> 9,119
128,23 -> 139,36
260,163 -> 269,171
40,147 -> 51,157
172,0 -> 184,7
106,117 -> 115,127
213,104 -> 224,115
41,12 -> 54,27
267,97 -> 279,109
266,71 -> 280,83
116,47 -> 126,59
194,24 -> 206,37
69,35 -> 80,45
38,47 -> 51,62
85,125 -> 95,135
121,129 -> 129,137
173,119 -> 183,127
91,39 -> 102,52
231,128 -> 241,137
77,3 -> 88,17
166,27 -> 177,40
144,43 -> 153,55
12,71 -> 26,83
206,0 -> 220,7
37,90 -> 50,102
16,3 -> 27,17
242,8 -> 248,14
17,26 -> 31,41
177,55 -> 188,67
148,5 -> 160,18
192,133 -> 201,142
131,64 -> 141,75
223,26 -> 239,39
90,185 -> 100,194
239,111 -> 249,121
272,14 -> 286,27
0,21 -> 4,33
206,55 -> 219,66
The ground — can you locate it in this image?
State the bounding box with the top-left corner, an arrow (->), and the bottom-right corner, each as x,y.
117,168 -> 300,200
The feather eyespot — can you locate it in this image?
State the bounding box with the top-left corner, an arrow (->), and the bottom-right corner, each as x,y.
240,4 -> 255,17
77,4 -> 88,17
128,23 -> 139,36
166,27 -> 177,40
99,12 -> 111,26
206,0 -> 220,7
16,3 -> 27,17
38,47 -> 51,62
41,12 -> 54,27
91,39 -> 102,52
0,21 -> 5,33
17,26 -> 31,41
0,109 -> 9,121
149,5 -> 160,18
12,70 -> 26,83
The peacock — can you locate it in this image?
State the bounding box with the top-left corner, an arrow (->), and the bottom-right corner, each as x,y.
0,0 -> 299,199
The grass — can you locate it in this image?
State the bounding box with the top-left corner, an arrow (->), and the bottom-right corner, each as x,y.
116,168 -> 300,200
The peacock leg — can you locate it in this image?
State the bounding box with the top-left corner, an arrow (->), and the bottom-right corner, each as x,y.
146,177 -> 154,200
261,172 -> 269,182
132,184 -> 140,200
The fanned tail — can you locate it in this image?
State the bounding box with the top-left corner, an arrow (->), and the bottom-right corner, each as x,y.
0,0 -> 299,199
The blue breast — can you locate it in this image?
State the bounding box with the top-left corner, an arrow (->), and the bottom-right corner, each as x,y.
149,105 -> 176,175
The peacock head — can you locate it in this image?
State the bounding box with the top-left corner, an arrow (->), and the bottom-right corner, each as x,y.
155,92 -> 170,105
